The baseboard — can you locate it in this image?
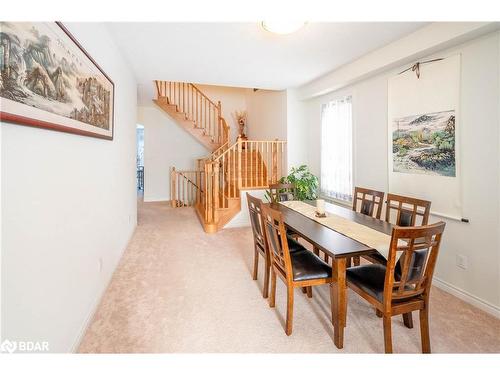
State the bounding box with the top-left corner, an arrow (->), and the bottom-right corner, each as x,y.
70,224 -> 137,352
433,277 -> 500,319
143,196 -> 170,203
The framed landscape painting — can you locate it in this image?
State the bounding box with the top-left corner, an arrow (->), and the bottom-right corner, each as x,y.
0,22 -> 114,140
392,110 -> 456,177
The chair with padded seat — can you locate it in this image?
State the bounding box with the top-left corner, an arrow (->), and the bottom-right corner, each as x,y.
246,193 -> 304,299
268,183 -> 302,240
260,204 -> 334,336
268,183 -> 296,204
363,193 -> 432,327
349,187 -> 385,266
346,221 -> 446,353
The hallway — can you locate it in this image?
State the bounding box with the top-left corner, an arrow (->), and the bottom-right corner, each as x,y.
78,201 -> 500,353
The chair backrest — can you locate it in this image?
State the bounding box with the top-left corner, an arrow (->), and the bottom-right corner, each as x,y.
352,187 -> 385,219
385,193 -> 431,227
384,222 -> 446,306
260,204 -> 293,281
269,183 -> 296,203
246,193 -> 266,251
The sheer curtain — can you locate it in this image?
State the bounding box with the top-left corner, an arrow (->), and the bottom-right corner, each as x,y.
320,96 -> 353,202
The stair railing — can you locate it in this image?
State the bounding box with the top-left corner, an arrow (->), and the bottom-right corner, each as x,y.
170,167 -> 204,207
155,81 -> 230,146
201,139 -> 287,225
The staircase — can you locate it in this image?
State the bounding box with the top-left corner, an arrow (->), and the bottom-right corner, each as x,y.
155,80 -> 286,233
154,81 -> 229,151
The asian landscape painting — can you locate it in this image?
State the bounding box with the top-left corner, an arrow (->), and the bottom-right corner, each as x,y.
0,22 -> 114,139
392,110 -> 456,177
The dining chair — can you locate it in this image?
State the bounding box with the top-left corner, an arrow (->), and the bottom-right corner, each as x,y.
268,183 -> 301,240
353,187 -> 385,219
364,193 -> 432,326
385,193 -> 432,227
261,204 -> 333,336
346,221 -> 446,353
268,183 -> 296,203
350,187 -> 385,266
364,193 -> 432,266
246,193 -> 304,298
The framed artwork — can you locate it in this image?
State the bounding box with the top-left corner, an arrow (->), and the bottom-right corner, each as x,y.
388,54 -> 462,219
392,109 -> 456,177
0,22 -> 114,140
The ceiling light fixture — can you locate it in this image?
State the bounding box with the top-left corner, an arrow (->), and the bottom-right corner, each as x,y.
261,20 -> 305,35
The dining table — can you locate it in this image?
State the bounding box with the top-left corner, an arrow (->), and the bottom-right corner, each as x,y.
270,199 -> 395,349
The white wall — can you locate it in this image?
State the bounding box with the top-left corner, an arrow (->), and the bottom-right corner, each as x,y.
286,88 -> 308,171
1,23 -> 138,352
138,105 -> 207,202
246,89 -> 287,141
225,189 -> 268,228
296,32 -> 500,315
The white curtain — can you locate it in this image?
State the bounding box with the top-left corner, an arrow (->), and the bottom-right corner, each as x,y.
320,96 -> 353,202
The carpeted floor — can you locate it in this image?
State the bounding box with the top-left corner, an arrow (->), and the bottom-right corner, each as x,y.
78,201 -> 500,353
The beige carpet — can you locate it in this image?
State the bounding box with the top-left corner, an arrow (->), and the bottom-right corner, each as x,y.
78,201 -> 500,353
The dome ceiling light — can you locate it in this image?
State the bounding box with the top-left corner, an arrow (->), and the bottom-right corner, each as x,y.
261,20 -> 306,35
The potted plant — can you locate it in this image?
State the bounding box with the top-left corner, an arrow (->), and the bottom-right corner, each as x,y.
266,165 -> 319,201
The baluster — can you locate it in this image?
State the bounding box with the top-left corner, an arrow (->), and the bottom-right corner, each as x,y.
279,142 -> 283,181
266,142 -> 269,186
261,142 -> 264,187
174,82 -> 177,106
171,167 -> 176,207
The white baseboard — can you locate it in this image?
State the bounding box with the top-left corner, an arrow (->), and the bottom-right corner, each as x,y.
143,196 -> 169,203
433,277 -> 500,319
70,224 -> 137,352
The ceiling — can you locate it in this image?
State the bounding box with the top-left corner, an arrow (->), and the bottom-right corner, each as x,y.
106,22 -> 427,103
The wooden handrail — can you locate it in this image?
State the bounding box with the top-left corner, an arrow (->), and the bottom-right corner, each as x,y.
190,83 -> 220,109
155,80 -> 229,146
204,139 -> 287,218
171,167 -> 204,208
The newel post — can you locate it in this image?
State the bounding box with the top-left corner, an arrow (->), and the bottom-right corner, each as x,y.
237,137 -> 243,190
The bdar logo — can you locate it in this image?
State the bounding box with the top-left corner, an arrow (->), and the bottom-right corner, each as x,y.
0,340 -> 17,354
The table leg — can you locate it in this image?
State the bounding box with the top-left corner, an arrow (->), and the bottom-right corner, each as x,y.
331,257 -> 347,349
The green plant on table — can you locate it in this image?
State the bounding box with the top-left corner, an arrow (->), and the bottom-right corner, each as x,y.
265,165 -> 319,202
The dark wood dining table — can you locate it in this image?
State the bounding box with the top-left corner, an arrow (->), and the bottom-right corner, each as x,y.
270,200 -> 394,349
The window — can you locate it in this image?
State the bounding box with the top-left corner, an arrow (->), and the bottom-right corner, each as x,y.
320,96 -> 353,202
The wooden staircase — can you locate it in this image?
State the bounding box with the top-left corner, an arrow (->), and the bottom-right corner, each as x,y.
156,80 -> 286,233
154,81 -> 229,151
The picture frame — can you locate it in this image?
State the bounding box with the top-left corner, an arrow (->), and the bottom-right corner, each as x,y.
0,22 -> 115,140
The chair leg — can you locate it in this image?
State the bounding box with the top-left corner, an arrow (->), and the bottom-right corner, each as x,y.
301,287 -> 307,294
403,312 -> 414,329
306,286 -> 313,298
353,256 -> 360,266
252,247 -> 259,280
285,285 -> 294,336
269,269 -> 276,308
383,315 -> 393,354
419,307 -> 431,353
262,258 -> 270,299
